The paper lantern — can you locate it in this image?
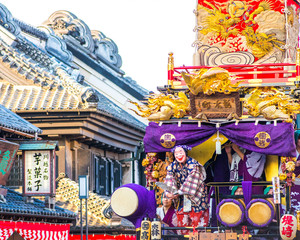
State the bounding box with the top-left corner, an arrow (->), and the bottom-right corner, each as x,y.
280,214 -> 297,240
140,217 -> 151,240
151,218 -> 161,240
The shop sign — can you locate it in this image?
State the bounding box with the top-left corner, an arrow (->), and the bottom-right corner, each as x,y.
23,150 -> 55,196
0,140 -> 19,185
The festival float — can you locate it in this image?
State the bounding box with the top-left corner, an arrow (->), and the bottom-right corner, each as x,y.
112,0 -> 300,239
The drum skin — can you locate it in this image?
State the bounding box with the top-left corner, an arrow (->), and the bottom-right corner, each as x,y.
246,198 -> 275,227
216,199 -> 245,227
111,187 -> 139,217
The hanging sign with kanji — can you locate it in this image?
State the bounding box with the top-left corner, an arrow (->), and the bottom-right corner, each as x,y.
280,214 -> 297,240
24,150 -> 54,196
0,140 -> 19,185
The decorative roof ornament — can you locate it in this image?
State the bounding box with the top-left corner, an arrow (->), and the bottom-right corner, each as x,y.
38,26 -> 73,64
91,30 -> 122,68
0,3 -> 21,36
44,10 -> 123,69
43,10 -> 95,52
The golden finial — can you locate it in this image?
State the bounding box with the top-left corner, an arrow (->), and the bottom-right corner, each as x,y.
168,52 -> 174,71
168,52 -> 174,86
297,48 -> 300,83
296,48 -> 300,66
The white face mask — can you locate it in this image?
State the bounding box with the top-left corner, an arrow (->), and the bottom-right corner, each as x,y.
174,147 -> 187,163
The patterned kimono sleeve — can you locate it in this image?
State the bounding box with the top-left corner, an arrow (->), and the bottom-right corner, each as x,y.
165,164 -> 178,192
179,165 -> 203,196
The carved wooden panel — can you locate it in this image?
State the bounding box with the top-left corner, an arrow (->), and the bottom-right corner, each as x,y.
190,92 -> 241,118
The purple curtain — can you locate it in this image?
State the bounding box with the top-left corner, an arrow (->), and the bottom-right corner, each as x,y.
219,122 -> 296,157
143,121 -> 296,157
143,122 -> 217,153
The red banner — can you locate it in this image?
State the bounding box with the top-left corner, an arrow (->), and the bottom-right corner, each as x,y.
0,220 -> 70,240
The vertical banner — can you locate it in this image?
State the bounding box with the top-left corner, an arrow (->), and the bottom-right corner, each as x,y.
272,176 -> 281,204
24,150 -> 53,195
0,140 -> 19,185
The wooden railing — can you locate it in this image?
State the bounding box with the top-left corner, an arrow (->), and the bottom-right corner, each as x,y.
168,63 -> 297,88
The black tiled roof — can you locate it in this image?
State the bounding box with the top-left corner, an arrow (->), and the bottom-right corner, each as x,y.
0,104 -> 42,134
96,92 -> 146,131
14,18 -> 48,41
0,187 -> 76,220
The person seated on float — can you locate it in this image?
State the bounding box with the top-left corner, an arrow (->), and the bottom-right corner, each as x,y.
290,130 -> 300,213
205,141 -> 236,227
231,186 -> 243,196
264,186 -> 284,218
228,144 -> 246,189
165,145 -> 209,235
205,141 -> 232,195
264,186 -> 274,204
156,192 -> 177,236
233,145 -> 266,195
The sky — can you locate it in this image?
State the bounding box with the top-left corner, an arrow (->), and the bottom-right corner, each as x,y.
1,0 -> 197,92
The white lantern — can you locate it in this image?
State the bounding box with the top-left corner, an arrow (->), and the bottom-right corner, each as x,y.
280,214 -> 297,240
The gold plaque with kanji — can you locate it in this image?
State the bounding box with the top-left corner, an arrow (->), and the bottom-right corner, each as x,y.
190,92 -> 241,119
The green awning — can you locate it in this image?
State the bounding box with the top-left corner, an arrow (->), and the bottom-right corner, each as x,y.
19,141 -> 59,151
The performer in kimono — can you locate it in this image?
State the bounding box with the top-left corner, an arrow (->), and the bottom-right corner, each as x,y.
165,145 -> 209,235
291,130 -> 300,212
229,144 -> 246,188
234,146 -> 266,194
205,141 -> 232,194
205,141 -> 233,227
156,192 -> 177,237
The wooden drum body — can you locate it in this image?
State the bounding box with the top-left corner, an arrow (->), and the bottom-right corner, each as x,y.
246,198 -> 275,227
216,199 -> 245,227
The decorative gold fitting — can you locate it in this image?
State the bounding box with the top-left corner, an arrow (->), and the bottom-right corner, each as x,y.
296,48 -> 300,66
297,210 -> 300,231
168,52 -> 174,71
